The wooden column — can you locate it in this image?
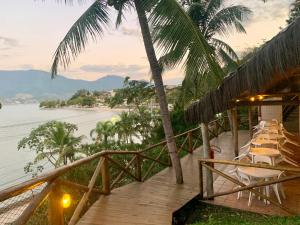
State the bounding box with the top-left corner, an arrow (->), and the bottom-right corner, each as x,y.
248,106 -> 253,138
48,183 -> 64,225
200,123 -> 214,199
198,161 -> 203,200
136,154 -> 142,182
101,157 -> 110,194
231,108 -> 239,157
188,131 -> 193,153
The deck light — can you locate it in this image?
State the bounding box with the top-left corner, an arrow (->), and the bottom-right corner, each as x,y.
250,97 -> 255,102
62,193 -> 71,209
258,95 -> 264,100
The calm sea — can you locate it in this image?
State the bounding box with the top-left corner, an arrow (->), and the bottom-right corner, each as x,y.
0,104 -> 119,190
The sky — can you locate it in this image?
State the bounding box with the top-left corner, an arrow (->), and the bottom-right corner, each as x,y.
0,0 -> 295,84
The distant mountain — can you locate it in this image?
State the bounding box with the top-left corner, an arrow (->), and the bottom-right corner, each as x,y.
0,70 -> 125,99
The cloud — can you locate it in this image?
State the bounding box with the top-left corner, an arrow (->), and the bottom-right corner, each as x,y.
231,0 -> 292,22
0,36 -> 18,50
80,64 -> 147,75
120,27 -> 140,37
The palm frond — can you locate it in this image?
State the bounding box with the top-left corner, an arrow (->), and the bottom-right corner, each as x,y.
150,0 -> 223,80
51,0 -> 110,77
115,1 -> 134,28
204,0 -> 223,21
211,38 -> 238,60
217,48 -> 239,72
205,5 -> 251,37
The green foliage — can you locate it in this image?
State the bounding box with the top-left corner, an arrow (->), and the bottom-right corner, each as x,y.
18,121 -> 84,175
40,100 -> 64,108
90,120 -> 115,145
150,105 -> 196,142
188,203 -> 300,225
70,89 -> 91,100
81,95 -> 97,107
287,0 -> 300,24
173,0 -> 251,105
106,77 -> 155,109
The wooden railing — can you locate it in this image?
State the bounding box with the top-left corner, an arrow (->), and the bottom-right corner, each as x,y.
0,116 -> 229,225
198,159 -> 300,215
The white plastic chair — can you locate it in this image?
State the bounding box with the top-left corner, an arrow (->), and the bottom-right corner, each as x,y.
253,156 -> 285,204
229,167 -> 255,206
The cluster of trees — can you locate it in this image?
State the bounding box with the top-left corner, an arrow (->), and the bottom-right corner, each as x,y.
39,90 -> 112,108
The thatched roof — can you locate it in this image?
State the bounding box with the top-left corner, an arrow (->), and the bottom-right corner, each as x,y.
186,17 -> 300,124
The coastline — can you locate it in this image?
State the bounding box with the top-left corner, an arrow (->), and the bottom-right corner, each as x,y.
41,105 -> 127,113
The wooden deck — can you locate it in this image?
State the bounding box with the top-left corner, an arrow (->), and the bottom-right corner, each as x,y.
77,131 -> 249,225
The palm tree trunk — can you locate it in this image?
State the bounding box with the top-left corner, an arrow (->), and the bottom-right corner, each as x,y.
134,0 -> 183,184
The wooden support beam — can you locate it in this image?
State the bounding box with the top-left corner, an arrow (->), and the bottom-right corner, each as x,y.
231,108 -> 239,157
68,157 -> 104,225
101,157 -> 110,195
198,161 -> 203,200
248,106 -> 253,138
48,182 -> 64,225
188,132 -> 193,153
199,159 -> 300,173
136,154 -> 142,182
200,123 -> 214,199
57,179 -> 104,194
235,99 -> 300,106
205,173 -> 300,199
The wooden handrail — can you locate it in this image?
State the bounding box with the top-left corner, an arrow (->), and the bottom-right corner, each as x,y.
201,163 -> 296,215
0,116 -> 229,225
199,159 -> 300,173
0,150 -> 139,202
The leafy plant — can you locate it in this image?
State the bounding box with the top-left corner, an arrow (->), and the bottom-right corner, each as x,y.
18,121 -> 84,176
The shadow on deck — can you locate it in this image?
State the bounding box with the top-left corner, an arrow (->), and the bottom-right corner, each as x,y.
77,131 -> 249,225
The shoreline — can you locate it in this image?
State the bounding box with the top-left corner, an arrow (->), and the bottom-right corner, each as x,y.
41,105 -> 127,113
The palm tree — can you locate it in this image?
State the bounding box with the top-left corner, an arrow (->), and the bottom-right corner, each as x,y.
47,122 -> 83,166
90,121 -> 114,145
161,0 -> 251,103
50,0 -> 222,183
115,112 -> 137,144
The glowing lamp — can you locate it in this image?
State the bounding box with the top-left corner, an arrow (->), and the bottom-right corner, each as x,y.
250,97 -> 255,102
62,194 -> 71,209
235,99 -> 240,103
258,95 -> 264,100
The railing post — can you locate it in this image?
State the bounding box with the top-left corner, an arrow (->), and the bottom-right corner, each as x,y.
198,161 -> 203,200
48,182 -> 64,225
188,132 -> 193,153
101,156 -> 110,194
248,106 -> 253,138
136,153 -> 142,181
215,120 -> 220,135
200,123 -> 214,199
231,108 -> 239,157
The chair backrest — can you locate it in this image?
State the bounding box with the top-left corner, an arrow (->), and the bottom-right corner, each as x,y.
236,169 -> 251,184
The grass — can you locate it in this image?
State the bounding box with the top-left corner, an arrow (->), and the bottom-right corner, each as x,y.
187,202 -> 300,225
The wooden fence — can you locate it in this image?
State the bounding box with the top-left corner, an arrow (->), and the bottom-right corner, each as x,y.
198,159 -> 300,215
0,117 -> 229,225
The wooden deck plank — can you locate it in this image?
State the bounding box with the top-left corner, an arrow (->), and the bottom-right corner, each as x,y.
77,131 -> 249,225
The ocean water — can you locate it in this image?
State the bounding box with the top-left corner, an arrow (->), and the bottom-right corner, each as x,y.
0,104 -> 119,190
